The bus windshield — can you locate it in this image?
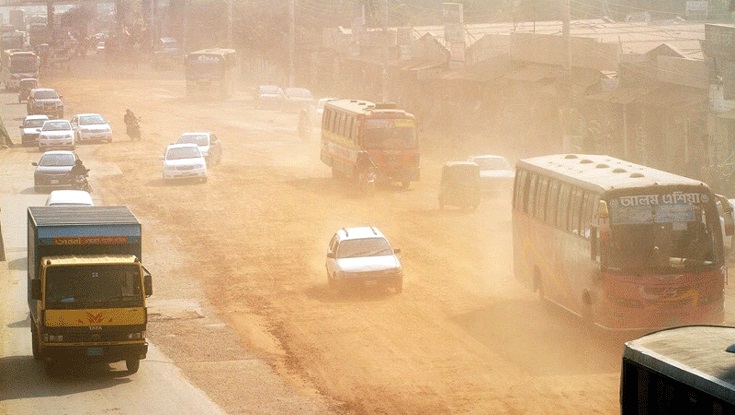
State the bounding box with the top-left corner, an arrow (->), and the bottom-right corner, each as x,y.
607,190 -> 720,272
363,118 -> 417,149
187,55 -> 223,79
10,57 -> 38,72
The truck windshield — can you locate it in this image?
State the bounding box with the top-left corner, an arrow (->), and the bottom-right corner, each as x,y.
45,264 -> 143,309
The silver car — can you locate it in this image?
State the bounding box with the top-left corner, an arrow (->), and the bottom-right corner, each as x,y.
161,143 -> 208,183
70,113 -> 113,143
325,226 -> 403,294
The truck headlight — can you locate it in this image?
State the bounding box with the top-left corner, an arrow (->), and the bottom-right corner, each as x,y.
127,331 -> 146,340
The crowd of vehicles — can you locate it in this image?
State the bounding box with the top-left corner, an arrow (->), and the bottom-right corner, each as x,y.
512,153 -> 726,331
27,205 -> 152,374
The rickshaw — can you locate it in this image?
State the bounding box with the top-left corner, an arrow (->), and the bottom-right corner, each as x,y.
438,161 -> 481,210
18,78 -> 38,103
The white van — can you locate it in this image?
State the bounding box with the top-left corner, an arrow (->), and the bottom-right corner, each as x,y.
45,190 -> 94,206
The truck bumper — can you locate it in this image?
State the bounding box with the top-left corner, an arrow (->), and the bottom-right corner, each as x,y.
42,342 -> 148,363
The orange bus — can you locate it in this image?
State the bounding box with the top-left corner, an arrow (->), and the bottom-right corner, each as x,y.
320,99 -> 420,188
513,154 -> 726,330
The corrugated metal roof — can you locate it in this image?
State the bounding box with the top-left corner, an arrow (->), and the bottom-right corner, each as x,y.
29,206 -> 140,227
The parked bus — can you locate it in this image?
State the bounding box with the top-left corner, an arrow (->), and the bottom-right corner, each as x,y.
513,154 -> 726,330
620,325 -> 735,413
1,49 -> 39,90
184,48 -> 237,99
320,99 -> 420,188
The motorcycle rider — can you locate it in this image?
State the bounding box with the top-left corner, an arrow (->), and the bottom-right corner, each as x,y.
124,109 -> 140,139
356,151 -> 376,191
69,159 -> 89,178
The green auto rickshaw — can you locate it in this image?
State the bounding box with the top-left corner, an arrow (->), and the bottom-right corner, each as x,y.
438,161 -> 481,210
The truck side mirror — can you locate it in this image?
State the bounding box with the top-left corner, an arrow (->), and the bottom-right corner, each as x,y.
144,274 -> 153,297
31,279 -> 41,300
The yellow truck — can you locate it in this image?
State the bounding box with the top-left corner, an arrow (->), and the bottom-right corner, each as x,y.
27,206 -> 152,374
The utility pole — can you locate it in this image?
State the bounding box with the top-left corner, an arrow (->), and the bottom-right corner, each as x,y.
288,0 -> 294,87
562,0 -> 572,105
381,0 -> 388,102
227,0 -> 233,49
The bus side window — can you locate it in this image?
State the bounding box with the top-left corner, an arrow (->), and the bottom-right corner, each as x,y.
337,113 -> 345,136
568,187 -> 583,235
352,119 -> 359,144
547,180 -> 560,226
535,176 -> 549,221
526,173 -> 538,215
513,169 -> 528,211
325,109 -> 334,131
557,183 -> 571,231
346,117 -> 354,141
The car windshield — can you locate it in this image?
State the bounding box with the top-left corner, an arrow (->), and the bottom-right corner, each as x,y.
34,90 -> 59,99
42,121 -> 71,131
79,114 -> 106,125
39,153 -> 75,166
337,238 -> 393,258
472,157 -> 512,171
177,134 -> 209,146
166,146 -> 202,160
25,119 -> 46,128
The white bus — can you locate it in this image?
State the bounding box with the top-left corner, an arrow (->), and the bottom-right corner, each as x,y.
1,49 -> 39,90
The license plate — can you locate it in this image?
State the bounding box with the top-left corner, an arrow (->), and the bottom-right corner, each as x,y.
87,347 -> 103,356
364,280 -> 377,286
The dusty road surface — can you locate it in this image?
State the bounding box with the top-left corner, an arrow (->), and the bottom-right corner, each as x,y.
0,57 -> 676,414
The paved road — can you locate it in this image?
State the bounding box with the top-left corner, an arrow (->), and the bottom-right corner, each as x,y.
0,89 -> 228,415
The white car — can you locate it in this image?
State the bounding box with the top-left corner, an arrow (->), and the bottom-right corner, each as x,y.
325,226 -> 403,294
70,113 -> 113,143
19,114 -> 49,147
38,119 -> 75,151
45,190 -> 94,206
161,143 -> 207,183
467,154 -> 515,192
175,132 -> 222,165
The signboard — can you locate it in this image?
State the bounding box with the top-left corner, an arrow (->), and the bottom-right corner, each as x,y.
704,24 -> 735,60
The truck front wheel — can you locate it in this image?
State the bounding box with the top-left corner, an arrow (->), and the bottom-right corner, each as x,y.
126,358 -> 140,374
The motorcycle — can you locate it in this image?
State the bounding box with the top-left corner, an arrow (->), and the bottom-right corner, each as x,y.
357,164 -> 377,195
126,117 -> 142,141
70,173 -> 92,193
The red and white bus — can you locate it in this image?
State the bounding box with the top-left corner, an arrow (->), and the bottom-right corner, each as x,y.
320,99 -> 420,188
513,154 -> 726,330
